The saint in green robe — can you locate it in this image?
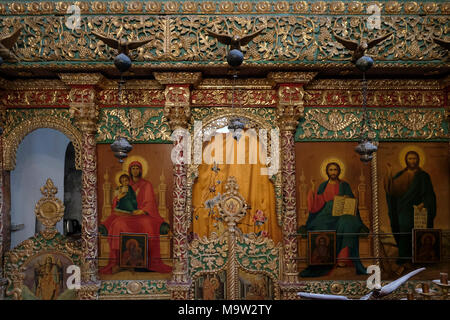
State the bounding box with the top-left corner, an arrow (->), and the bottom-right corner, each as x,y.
300,180 -> 368,277
385,168 -> 436,264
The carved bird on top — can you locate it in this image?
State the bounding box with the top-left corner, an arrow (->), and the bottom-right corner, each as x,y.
0,27 -> 22,62
334,32 -> 394,63
433,38 -> 450,51
206,28 -> 264,51
92,30 -> 152,56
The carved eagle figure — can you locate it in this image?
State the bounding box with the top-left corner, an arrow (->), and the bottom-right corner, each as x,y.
298,267 -> 425,300
333,32 -> 394,63
0,27 -> 22,62
92,30 -> 152,56
433,38 -> 450,51
206,28 -> 264,51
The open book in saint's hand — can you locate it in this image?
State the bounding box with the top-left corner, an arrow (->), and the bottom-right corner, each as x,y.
332,195 -> 357,216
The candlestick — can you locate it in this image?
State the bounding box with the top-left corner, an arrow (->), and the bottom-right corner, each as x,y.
440,273 -> 448,285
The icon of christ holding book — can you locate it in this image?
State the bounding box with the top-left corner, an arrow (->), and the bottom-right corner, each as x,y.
300,161 -> 369,277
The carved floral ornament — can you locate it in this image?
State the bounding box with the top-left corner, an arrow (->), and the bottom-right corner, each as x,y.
296,108 -> 447,141
0,13 -> 447,65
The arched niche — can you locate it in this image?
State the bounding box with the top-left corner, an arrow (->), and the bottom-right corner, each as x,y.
2,116 -> 82,171
10,128 -> 71,248
187,109 -> 282,240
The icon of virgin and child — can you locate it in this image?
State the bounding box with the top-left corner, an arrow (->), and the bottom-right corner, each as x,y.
100,159 -> 172,274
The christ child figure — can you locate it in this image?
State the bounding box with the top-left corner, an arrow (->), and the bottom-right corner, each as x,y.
115,174 -> 138,214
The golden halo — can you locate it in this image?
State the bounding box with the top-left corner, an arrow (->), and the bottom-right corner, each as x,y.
398,145 -> 426,168
320,157 -> 346,181
122,155 -> 148,178
115,171 -> 130,187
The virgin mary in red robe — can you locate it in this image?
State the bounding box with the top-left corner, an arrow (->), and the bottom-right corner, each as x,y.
100,161 -> 172,274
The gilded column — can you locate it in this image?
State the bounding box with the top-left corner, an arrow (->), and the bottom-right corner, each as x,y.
269,72 -> 316,299
60,73 -> 104,300
371,152 -> 380,267
154,72 -> 202,300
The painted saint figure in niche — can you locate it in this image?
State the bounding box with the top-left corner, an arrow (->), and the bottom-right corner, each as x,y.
300,161 -> 368,277
34,255 -> 63,300
384,149 -> 436,267
202,275 -> 220,300
122,239 -> 145,267
100,160 -> 172,274
416,233 -> 437,262
311,235 -> 333,264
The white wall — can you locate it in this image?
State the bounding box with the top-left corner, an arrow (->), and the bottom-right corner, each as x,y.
10,128 -> 70,249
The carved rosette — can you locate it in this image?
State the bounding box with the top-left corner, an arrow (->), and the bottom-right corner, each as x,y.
155,72 -> 201,299
34,178 -> 65,240
60,73 -> 103,299
271,73 -> 316,285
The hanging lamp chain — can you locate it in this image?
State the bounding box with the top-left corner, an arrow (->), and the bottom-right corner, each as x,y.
114,74 -> 126,140
361,71 -> 368,140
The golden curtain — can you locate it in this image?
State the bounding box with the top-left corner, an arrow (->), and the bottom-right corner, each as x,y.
192,131 -> 282,244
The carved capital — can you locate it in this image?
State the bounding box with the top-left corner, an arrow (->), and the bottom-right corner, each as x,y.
269,72 -> 316,131
154,72 -> 202,86
276,85 -> 306,131
155,72 -> 202,130
163,85 -> 192,130
268,72 -> 317,85
59,74 -> 104,133
69,102 -> 99,133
